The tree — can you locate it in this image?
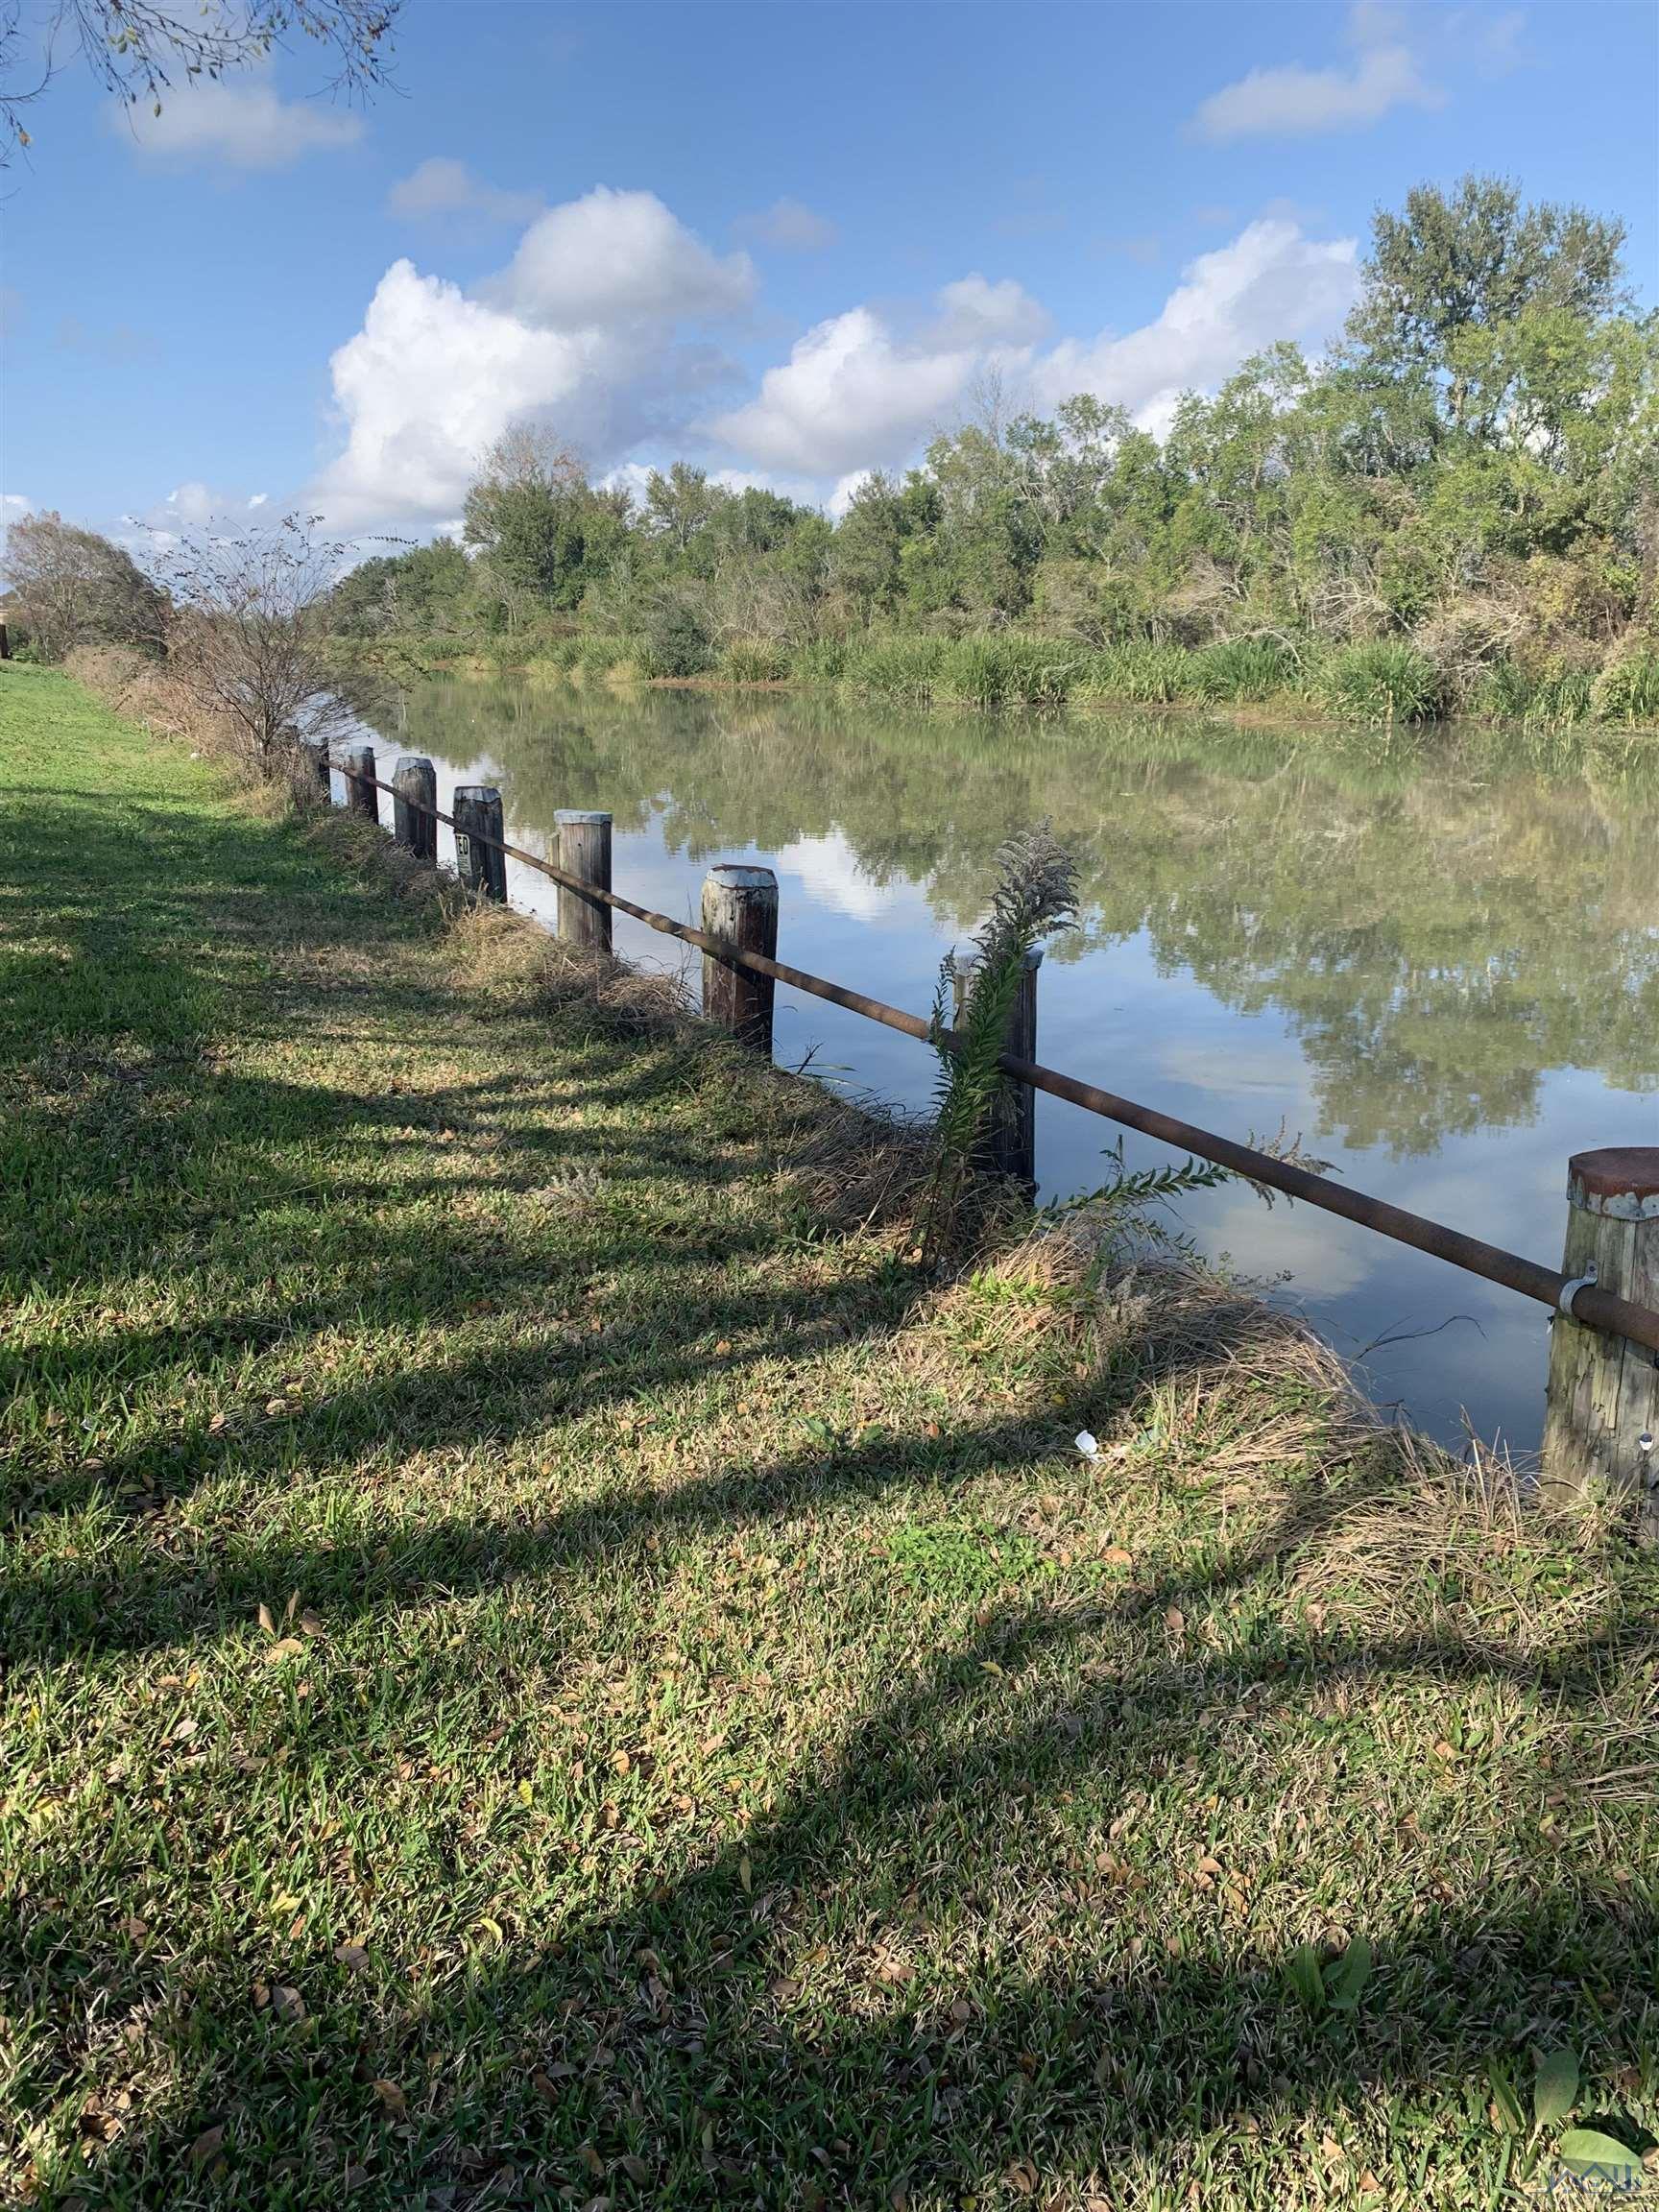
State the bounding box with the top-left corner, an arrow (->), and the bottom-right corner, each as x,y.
462,424 -> 626,619
3,0 -> 398,162
149,513 -> 361,769
1345,175 -> 1628,426
3,510 -> 167,659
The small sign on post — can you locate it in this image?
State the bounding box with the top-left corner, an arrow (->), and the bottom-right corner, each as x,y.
452,785 -> 506,902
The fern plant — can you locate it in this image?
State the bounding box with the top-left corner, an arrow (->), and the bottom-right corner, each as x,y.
922,824 -> 1081,1261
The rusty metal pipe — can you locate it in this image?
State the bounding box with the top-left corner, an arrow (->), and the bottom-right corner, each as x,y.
360,772 -> 1659,1357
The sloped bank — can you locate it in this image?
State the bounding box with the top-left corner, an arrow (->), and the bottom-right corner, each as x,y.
5,661 -> 1658,2209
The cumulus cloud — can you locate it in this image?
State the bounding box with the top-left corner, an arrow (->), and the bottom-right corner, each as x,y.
488,187 -> 755,326
309,185 -> 1360,536
313,262 -> 610,532
710,306 -> 981,479
710,219 -> 1358,480
313,189 -> 756,532
928,275 -> 1049,349
113,72 -> 363,167
1030,217 -> 1358,429
387,157 -> 541,224
1191,3 -> 1442,140
737,197 -> 839,252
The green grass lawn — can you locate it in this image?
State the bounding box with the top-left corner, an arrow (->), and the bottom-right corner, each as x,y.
4,661 -> 1659,2210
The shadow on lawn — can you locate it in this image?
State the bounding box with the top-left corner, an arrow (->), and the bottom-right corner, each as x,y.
9,759 -> 1656,2207
15,1441 -> 1656,2207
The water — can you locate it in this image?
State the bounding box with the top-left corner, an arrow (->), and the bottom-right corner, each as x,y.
349,674 -> 1659,1454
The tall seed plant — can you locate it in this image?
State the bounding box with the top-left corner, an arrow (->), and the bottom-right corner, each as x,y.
923,823 -> 1081,1261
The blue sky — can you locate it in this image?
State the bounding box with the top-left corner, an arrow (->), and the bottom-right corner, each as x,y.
4,0 -> 1655,546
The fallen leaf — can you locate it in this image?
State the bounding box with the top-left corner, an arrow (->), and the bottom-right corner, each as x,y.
257,1602 -> 276,1637
271,1985 -> 306,2024
333,1942 -> 370,1972
265,1638 -> 304,1665
371,2080 -> 406,2117
189,2126 -> 226,2167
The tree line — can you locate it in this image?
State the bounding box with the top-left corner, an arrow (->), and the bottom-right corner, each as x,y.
8,175 -> 1657,728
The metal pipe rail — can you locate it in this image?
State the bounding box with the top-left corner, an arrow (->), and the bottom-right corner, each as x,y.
354,766 -> 1659,1359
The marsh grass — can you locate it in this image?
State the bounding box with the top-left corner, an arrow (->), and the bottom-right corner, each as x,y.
5,665 -> 1659,2210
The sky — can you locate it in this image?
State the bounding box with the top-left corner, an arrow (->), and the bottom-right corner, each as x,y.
3,0 -> 1656,551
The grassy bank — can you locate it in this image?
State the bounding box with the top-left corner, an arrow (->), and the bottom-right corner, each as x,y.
344,626 -> 1659,736
5,664 -> 1659,2209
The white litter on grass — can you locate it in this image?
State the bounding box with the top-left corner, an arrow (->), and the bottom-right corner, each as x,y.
1075,1431 -> 1100,1460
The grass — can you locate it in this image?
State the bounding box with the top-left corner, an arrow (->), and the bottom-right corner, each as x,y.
6,662 -> 1659,2209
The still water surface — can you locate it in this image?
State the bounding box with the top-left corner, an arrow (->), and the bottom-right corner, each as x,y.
352,675 -> 1659,1454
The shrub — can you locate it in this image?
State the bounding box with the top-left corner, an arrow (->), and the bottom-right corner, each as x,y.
1591,651 -> 1659,728
636,598 -> 714,680
794,635 -> 848,684
843,632 -> 949,703
1318,640 -> 1444,725
1191,636 -> 1298,702
720,636 -> 790,684
1078,641 -> 1201,705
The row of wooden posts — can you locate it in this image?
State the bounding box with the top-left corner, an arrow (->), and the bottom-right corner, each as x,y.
314,735 -> 1658,1524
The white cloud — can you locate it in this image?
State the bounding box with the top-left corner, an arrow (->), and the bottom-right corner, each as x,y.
2,492 -> 34,524
738,197 -> 839,252
489,186 -> 755,327
387,157 -> 541,225
311,186 -> 760,533
928,275 -> 1049,349
710,305 -> 979,479
711,218 -> 1357,481
313,261 -> 606,532
1191,4 -> 1443,141
113,73 -> 362,168
1031,217 -> 1358,429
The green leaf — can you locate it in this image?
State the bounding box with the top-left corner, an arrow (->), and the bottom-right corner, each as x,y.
1324,1936 -> 1372,2012
1286,1942 -> 1325,2014
1486,2060 -> 1526,2136
1557,2128 -> 1644,2179
1533,2048 -> 1579,2131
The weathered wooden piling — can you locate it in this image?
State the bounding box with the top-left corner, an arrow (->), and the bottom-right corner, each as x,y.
452,784 -> 507,902
0,620 -> 12,661
392,756 -> 438,861
1543,1146 -> 1659,1538
301,735 -> 331,801
950,946 -> 1042,1188
340,740 -> 379,822
556,809 -> 613,951
701,864 -> 779,1053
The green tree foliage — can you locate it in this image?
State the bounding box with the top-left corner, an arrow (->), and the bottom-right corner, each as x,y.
333,176 -> 1658,716
3,511 -> 168,660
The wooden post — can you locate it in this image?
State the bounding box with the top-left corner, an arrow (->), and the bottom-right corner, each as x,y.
452,784 -> 507,903
340,740 -> 378,822
950,946 -> 1042,1188
392,756 -> 438,861
0,620 -> 11,661
701,864 -> 779,1054
1543,1147 -> 1659,1540
556,809 -> 613,951
301,735 -> 330,801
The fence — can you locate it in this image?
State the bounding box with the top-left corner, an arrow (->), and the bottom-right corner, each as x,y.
314,737 -> 1659,1518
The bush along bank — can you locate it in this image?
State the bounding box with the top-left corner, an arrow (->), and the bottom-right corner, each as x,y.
340,619 -> 1659,732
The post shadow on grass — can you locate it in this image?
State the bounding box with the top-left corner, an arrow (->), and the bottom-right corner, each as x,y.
16,1491 -> 1656,2208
